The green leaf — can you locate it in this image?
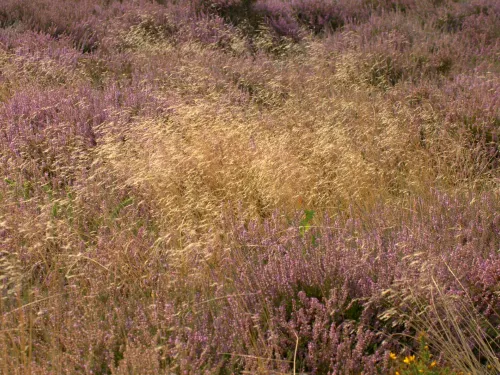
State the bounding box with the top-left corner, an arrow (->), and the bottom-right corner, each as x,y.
299,209 -> 315,236
51,202 -> 59,218
4,178 -> 15,186
111,197 -> 134,219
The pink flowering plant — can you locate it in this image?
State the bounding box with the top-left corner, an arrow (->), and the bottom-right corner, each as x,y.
0,0 -> 498,374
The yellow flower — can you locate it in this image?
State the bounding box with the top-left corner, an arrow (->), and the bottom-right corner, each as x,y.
395,372 -> 401,375
424,345 -> 429,350
403,355 -> 415,364
430,361 -> 437,368
389,352 -> 397,360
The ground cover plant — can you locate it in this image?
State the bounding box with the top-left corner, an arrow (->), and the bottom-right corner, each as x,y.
0,0 -> 499,374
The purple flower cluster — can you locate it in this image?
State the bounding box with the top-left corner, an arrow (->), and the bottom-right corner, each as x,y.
0,0 -> 498,374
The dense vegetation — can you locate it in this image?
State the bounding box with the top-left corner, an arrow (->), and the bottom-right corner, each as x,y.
0,0 -> 499,374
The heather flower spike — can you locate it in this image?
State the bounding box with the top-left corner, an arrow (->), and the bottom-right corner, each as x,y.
0,0 -> 498,374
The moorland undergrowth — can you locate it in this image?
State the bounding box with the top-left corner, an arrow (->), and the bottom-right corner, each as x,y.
0,0 -> 499,374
